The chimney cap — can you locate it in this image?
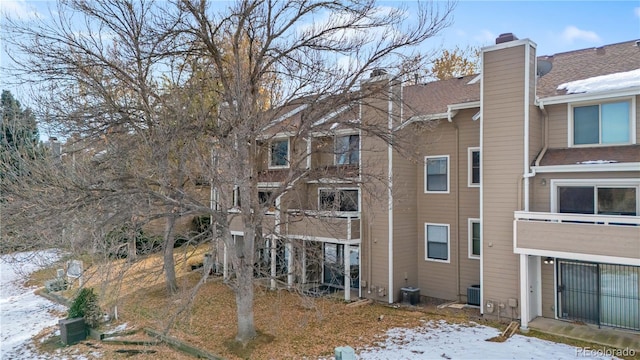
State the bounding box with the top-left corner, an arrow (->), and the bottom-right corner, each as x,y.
496,33 -> 518,44
370,68 -> 388,78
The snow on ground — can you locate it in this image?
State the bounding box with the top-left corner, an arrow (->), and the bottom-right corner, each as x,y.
356,320 -> 620,360
0,251 -> 623,360
0,250 -> 95,359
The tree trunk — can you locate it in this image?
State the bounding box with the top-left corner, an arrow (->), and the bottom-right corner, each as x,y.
233,204 -> 257,343
127,227 -> 137,261
235,258 -> 257,342
164,213 -> 178,294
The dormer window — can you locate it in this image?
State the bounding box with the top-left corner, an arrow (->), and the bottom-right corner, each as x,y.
335,135 -> 359,165
269,138 -> 289,168
571,99 -> 633,146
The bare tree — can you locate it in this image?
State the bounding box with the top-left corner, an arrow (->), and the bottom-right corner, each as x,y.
2,0 -> 454,346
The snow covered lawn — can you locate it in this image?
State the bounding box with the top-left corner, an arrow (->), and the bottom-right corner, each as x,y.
357,320 -> 620,360
0,250 -> 93,359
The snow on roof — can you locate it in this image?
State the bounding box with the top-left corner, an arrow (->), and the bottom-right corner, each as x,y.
558,68 -> 640,94
578,160 -> 618,165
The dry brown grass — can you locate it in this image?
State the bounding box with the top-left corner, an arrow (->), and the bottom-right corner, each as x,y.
29,245 -> 638,360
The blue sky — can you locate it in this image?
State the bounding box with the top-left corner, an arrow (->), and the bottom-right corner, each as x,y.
422,1 -> 640,56
1,0 -> 638,99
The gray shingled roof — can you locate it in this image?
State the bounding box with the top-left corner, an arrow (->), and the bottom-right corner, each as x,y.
537,39 -> 640,98
404,39 -> 640,116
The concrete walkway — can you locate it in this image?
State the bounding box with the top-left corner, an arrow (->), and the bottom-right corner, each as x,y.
529,317 -> 640,352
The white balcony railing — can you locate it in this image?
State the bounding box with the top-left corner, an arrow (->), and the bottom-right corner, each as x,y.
514,211 -> 640,226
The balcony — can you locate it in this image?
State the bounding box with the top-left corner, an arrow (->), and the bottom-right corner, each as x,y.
285,210 -> 360,242
514,211 -> 640,261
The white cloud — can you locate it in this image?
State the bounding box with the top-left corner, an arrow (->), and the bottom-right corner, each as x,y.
473,30 -> 495,45
0,0 -> 43,20
560,25 -> 601,43
634,7 -> 640,18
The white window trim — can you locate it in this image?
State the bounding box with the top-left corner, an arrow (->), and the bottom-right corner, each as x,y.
424,155 -> 450,194
424,222 -> 450,263
334,134 -> 360,166
550,178 -> 640,214
566,97 -> 636,148
232,185 -> 240,208
318,187 -> 360,212
268,137 -> 290,169
468,147 -> 480,187
468,218 -> 480,260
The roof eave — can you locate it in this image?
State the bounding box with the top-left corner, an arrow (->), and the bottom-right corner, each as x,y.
532,162 -> 640,173
537,87 -> 640,106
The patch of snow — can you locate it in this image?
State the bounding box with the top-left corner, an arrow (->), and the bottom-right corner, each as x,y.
578,160 -> 618,164
353,320 -> 620,360
0,250 -> 91,359
103,323 -> 129,335
330,122 -> 339,130
558,69 -> 640,94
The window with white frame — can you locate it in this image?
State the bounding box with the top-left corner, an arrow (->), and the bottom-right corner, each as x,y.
335,134 -> 359,165
468,219 -> 480,259
319,188 -> 359,212
425,223 -> 449,262
232,186 -> 241,208
468,148 -> 480,186
557,185 -> 638,216
269,138 -> 289,168
425,155 -> 449,193
571,99 -> 633,146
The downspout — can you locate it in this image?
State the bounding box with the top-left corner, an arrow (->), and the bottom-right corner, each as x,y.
452,120 -> 461,302
522,43 -> 533,213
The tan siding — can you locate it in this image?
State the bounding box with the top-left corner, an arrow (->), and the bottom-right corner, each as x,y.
228,214 -> 244,233
516,220 -> 640,259
310,136 -> 334,168
482,42 -> 532,317
359,79 -> 394,300
456,109 -> 482,298
541,263 -> 555,318
416,121 -> 458,300
392,130 -> 419,294
547,104 -> 568,148
282,181 -> 310,211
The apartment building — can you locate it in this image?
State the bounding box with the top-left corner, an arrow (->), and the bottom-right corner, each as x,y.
220,34 -> 640,332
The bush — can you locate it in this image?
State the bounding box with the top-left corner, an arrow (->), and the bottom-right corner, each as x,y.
68,287 -> 101,328
191,215 -> 212,235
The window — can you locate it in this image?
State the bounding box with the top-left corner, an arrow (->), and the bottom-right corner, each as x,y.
232,186 -> 241,208
335,135 -> 359,165
269,138 -> 289,168
425,223 -> 449,262
425,155 -> 449,193
572,100 -> 632,146
319,189 -> 359,212
468,148 -> 480,186
258,190 -> 276,209
557,185 -> 637,216
468,219 -> 480,259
